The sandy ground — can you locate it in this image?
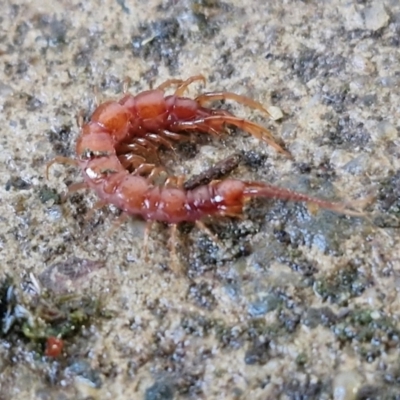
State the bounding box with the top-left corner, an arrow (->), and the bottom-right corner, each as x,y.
1,0 -> 400,399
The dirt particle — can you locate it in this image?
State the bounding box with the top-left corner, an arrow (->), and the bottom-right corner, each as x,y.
187,281 -> 217,310
5,176 -> 31,191
145,381 -> 174,400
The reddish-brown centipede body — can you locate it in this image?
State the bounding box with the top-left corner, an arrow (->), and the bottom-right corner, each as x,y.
48,75 -> 364,268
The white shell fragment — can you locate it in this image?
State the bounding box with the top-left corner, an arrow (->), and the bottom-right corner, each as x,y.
267,105 -> 284,121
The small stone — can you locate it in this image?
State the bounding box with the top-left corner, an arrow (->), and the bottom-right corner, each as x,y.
364,4 -> 389,31
281,122 -> 297,140
343,154 -> 368,175
380,76 -> 399,87
370,310 -> 380,320
267,105 -> 283,121
374,121 -> 397,141
145,381 -> 174,400
333,371 -> 362,400
330,149 -> 353,169
351,55 -> 375,75
341,4 -> 364,30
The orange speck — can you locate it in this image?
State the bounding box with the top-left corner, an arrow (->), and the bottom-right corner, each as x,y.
45,336 -> 64,357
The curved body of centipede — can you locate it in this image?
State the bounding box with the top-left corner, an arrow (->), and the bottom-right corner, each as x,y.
48,75 -> 364,269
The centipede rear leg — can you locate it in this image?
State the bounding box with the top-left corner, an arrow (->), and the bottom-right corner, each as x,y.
195,91 -> 272,117
192,90 -> 291,156
174,116 -> 291,157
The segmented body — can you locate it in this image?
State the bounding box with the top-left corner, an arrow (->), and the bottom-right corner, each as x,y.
50,76 -> 362,233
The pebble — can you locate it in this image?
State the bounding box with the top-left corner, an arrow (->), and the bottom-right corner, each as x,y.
364,4 -> 389,31
330,149 -> 353,169
267,105 -> 283,121
373,121 -> 397,141
351,54 -> 375,75
333,371 -> 362,400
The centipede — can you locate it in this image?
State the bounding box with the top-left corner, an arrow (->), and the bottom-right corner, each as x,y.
47,75 -> 365,271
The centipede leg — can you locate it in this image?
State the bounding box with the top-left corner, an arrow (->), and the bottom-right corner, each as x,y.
46,156 -> 78,179
147,166 -> 168,184
143,220 -> 154,262
156,75 -> 206,95
122,76 -> 131,94
76,110 -> 85,128
116,142 -> 159,163
67,181 -> 87,193
195,220 -> 224,248
156,78 -> 185,91
107,212 -> 130,237
159,130 -> 191,142
174,75 -> 206,96
93,85 -> 100,107
164,175 -> 186,188
195,91 -> 272,117
118,154 -> 147,171
135,137 -> 159,152
58,181 -> 88,202
84,199 -> 107,221
175,116 -> 291,157
145,133 -> 175,152
133,164 -> 168,184
168,224 -> 181,274
133,163 -> 156,175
